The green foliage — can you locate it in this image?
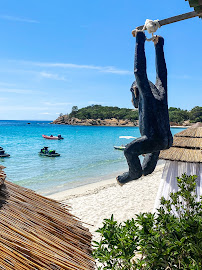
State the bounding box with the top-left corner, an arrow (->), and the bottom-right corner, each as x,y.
168,107 -> 189,124
94,216 -> 139,269
67,105 -> 202,124
168,107 -> 202,124
71,106 -> 79,117
189,106 -> 202,123
69,105 -> 138,121
71,106 -> 78,112
93,174 -> 202,269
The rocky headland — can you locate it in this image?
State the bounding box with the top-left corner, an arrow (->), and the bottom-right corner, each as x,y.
51,105 -> 200,127
51,115 -> 193,127
51,115 -> 138,126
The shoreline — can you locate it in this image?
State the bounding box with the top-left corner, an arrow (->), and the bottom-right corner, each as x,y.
47,162 -> 165,202
51,114 -> 191,128
48,163 -> 165,240
51,122 -> 189,129
47,175 -> 119,201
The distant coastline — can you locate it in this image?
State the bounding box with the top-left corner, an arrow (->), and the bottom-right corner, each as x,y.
51,115 -> 191,128
51,116 -> 138,126
51,105 -> 201,127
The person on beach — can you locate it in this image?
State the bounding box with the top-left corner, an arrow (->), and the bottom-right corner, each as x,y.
117,31 -> 173,185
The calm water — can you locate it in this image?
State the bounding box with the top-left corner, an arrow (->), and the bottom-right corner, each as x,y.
0,120 -> 185,195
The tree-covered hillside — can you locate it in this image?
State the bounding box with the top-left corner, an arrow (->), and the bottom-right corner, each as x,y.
66,105 -> 202,124
168,106 -> 202,123
69,105 -> 139,121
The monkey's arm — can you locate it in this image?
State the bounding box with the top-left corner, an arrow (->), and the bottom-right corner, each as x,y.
155,37 -> 167,91
134,31 -> 150,93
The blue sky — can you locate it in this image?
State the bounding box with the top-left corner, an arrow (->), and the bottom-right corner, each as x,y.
0,0 -> 201,120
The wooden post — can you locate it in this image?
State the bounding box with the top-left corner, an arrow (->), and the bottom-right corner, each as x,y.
136,11 -> 198,31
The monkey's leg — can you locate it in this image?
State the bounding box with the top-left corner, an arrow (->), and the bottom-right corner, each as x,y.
155,36 -> 167,92
142,151 -> 160,176
134,31 -> 151,94
117,136 -> 154,185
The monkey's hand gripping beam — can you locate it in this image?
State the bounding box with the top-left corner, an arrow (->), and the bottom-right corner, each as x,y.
132,11 -> 200,37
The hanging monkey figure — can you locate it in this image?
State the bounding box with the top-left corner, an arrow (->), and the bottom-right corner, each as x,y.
117,31 -> 173,185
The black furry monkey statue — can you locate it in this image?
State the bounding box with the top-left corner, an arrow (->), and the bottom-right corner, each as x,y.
117,31 -> 173,185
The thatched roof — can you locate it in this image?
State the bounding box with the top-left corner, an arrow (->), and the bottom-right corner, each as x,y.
0,168 -> 94,270
186,0 -> 202,18
159,125 -> 202,163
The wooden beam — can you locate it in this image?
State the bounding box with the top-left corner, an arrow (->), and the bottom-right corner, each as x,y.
136,11 -> 198,31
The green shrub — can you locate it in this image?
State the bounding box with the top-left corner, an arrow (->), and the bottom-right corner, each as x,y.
168,108 -> 189,124
189,106 -> 202,123
93,174 -> 202,269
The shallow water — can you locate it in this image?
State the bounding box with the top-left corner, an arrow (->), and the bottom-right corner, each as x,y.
0,120 -> 185,195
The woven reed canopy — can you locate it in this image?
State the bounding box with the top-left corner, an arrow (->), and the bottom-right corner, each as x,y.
186,0 -> 202,18
0,167 -> 94,270
159,124 -> 202,163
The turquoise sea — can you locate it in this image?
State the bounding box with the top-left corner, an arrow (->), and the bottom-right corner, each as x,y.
0,120 -> 185,196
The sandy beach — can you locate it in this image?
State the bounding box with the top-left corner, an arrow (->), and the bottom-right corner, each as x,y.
48,163 -> 164,240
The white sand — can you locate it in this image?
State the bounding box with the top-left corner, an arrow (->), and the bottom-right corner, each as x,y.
48,164 -> 164,240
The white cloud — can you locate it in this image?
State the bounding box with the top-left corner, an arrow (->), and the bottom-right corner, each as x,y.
0,15 -> 39,23
0,82 -> 17,87
0,97 -> 7,101
99,66 -> 132,75
39,112 -> 52,115
18,60 -> 133,75
40,72 -> 66,81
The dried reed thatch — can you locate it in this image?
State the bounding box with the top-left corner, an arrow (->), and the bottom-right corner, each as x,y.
159,125 -> 202,163
0,167 -> 94,270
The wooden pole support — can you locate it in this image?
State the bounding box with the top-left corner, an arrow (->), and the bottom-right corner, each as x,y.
136,11 -> 198,31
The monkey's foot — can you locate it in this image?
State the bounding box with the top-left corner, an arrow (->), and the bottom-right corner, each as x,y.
116,171 -> 142,186
142,167 -> 156,176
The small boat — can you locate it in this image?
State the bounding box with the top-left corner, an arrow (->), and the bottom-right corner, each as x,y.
0,153 -> 10,157
119,136 -> 137,139
114,145 -> 126,151
39,147 -> 60,157
42,134 -> 64,140
0,148 -> 10,157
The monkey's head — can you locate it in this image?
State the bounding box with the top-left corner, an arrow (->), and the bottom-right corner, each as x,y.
130,81 -> 139,108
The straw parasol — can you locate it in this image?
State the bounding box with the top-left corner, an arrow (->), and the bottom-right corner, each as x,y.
159,124 -> 202,163
154,124 -> 202,210
0,166 -> 95,270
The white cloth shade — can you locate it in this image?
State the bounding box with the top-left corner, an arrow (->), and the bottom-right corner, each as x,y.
154,161 -> 202,211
